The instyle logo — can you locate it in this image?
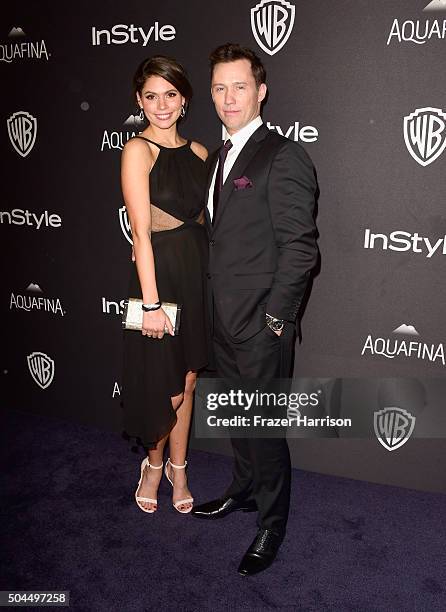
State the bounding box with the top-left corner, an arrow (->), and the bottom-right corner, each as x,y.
91,23 -> 176,46
387,2 -> 446,46
0,209 -> 62,229
7,111 -> 37,157
0,27 -> 50,63
10,283 -> 65,316
102,297 -> 126,315
266,121 -> 318,142
118,206 -> 133,244
374,407 -> 416,451
27,351 -> 55,390
221,120 -> 318,143
361,325 -> 445,367
363,229 -> 446,258
251,0 -> 295,56
403,107 -> 446,166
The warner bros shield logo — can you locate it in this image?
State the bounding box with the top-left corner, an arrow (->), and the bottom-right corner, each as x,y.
374,407 -> 416,451
7,111 -> 37,157
404,107 -> 446,167
27,351 -> 55,390
118,206 -> 133,245
251,0 -> 295,56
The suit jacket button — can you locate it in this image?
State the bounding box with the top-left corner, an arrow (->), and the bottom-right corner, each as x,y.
206,273 -> 211,279
209,240 -> 215,246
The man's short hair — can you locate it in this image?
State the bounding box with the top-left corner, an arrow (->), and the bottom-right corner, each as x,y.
209,43 -> 266,88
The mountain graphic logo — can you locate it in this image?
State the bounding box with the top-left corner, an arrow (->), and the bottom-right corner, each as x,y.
8,27 -> 26,37
26,283 -> 43,293
423,0 -> 446,10
393,324 -> 420,336
123,114 -> 144,129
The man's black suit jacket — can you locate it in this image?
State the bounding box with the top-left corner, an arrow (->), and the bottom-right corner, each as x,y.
205,123 -> 318,344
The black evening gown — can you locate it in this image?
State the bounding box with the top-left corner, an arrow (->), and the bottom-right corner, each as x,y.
122,137 -> 209,452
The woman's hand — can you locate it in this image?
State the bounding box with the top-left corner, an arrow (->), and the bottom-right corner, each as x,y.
142,308 -> 174,339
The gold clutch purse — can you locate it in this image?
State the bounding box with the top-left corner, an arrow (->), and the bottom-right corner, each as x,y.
122,298 -> 182,335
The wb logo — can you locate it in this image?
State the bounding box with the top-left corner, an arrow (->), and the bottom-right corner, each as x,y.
404,107 -> 446,167
7,111 -> 37,157
27,351 -> 55,390
374,407 -> 416,451
251,0 -> 295,56
118,206 -> 133,245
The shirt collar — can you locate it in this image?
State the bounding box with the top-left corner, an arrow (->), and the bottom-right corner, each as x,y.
225,115 -> 263,150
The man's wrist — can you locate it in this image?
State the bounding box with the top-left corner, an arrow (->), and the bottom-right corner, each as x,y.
266,313 -> 284,332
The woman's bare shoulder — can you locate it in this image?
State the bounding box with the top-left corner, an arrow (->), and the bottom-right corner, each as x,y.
190,140 -> 208,161
122,136 -> 152,154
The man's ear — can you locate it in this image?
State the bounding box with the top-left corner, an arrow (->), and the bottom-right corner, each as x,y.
258,83 -> 267,103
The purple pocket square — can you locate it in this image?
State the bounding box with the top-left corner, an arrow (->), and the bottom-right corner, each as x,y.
233,176 -> 253,190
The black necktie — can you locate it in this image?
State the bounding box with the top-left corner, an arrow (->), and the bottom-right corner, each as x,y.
212,139 -> 233,224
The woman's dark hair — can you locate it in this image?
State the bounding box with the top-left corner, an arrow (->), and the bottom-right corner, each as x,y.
133,55 -> 193,112
209,43 -> 266,88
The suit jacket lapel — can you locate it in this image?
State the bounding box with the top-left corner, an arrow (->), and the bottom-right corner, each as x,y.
212,124 -> 268,231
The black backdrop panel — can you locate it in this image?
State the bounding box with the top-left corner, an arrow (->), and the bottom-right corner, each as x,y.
2,1 -> 445,491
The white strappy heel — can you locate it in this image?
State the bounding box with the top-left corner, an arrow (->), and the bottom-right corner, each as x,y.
135,457 -> 163,513
164,458 -> 194,514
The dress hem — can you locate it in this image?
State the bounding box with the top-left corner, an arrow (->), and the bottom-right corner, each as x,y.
122,361 -> 207,454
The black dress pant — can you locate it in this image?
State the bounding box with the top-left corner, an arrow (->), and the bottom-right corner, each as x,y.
212,309 -> 295,535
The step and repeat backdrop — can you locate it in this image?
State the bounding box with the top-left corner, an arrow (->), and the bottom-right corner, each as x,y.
2,1 -> 446,491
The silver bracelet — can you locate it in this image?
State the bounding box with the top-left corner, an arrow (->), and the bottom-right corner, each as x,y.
142,301 -> 161,312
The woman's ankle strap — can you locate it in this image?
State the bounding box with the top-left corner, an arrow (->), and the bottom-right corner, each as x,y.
167,457 -> 187,469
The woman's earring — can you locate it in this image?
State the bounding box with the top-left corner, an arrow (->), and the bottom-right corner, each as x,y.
180,104 -> 186,118
139,107 -> 145,121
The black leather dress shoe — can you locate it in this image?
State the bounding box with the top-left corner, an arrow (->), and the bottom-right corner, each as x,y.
237,528 -> 284,576
191,496 -> 257,519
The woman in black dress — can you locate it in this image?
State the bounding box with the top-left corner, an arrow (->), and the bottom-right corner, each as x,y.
121,56 -> 209,514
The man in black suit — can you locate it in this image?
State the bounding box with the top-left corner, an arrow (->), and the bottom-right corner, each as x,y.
192,43 -> 318,576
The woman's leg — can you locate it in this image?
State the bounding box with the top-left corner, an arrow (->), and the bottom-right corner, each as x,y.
136,434 -> 168,512
166,371 -> 197,511
136,372 -> 196,512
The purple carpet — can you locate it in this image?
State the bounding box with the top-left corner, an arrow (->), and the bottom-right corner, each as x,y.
1,408 -> 445,611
